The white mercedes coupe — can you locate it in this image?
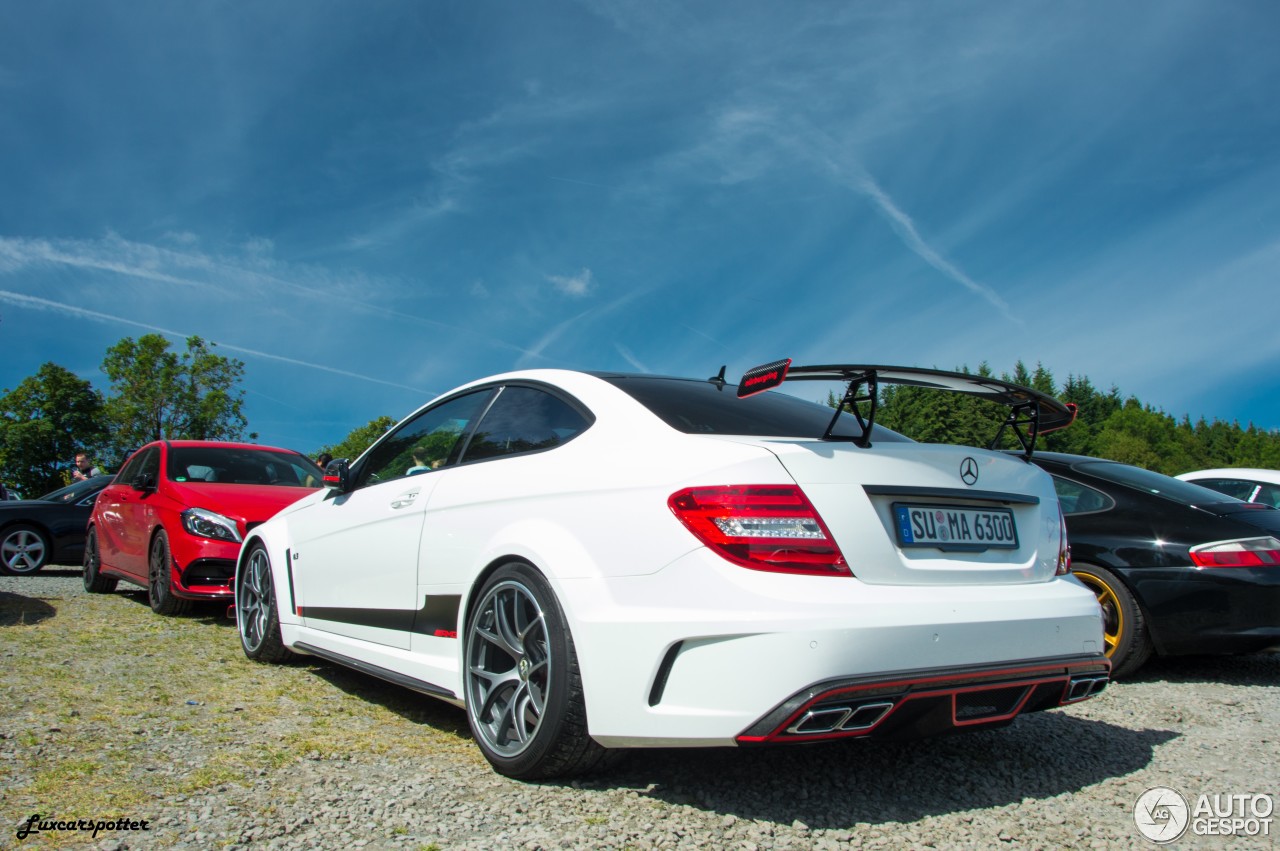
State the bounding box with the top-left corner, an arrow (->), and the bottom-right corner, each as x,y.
234,361 -> 1108,779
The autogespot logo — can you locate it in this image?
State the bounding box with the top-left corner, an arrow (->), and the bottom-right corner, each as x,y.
1134,787 -> 1190,843
1134,786 -> 1275,843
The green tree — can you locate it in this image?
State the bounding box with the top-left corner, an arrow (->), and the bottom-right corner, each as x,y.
318,416 -> 396,462
101,335 -> 251,453
830,359 -> 1280,473
0,363 -> 107,496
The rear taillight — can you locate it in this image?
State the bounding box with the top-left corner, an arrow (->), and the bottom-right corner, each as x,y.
668,485 -> 851,576
1055,505 -> 1071,576
1189,536 -> 1280,568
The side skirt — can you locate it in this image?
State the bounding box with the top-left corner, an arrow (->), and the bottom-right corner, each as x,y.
293,641 -> 458,702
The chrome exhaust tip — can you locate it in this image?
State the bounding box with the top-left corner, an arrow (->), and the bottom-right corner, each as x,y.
1066,675 -> 1108,702
785,700 -> 896,736
840,701 -> 895,731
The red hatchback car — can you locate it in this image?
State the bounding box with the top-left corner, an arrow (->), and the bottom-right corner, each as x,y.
84,440 -> 322,615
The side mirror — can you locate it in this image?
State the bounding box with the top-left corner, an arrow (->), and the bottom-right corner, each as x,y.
323,459 -> 352,494
131,473 -> 156,492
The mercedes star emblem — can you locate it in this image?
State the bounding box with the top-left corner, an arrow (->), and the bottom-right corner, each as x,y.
960,457 -> 979,486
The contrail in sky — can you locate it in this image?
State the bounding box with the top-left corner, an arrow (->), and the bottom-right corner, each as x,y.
0,235 -> 541,359
0,289 -> 430,393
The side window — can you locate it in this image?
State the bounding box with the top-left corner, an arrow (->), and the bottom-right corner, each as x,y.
135,448 -> 161,484
1195,478 -> 1257,501
1253,484 -> 1280,509
356,390 -> 493,489
1052,477 -> 1113,515
461,385 -> 591,462
114,449 -> 147,484
117,447 -> 159,486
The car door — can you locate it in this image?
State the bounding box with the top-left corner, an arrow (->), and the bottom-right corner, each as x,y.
288,389 -> 495,650
97,445 -> 161,580
412,382 -> 595,659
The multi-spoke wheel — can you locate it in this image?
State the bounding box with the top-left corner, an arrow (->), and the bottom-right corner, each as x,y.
237,544 -> 294,663
82,527 -> 117,593
1073,563 -> 1151,678
147,530 -> 191,616
464,563 -> 611,779
1,524 -> 50,575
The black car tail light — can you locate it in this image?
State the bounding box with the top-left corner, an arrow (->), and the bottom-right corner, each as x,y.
668,485 -> 851,576
1189,536 -> 1280,568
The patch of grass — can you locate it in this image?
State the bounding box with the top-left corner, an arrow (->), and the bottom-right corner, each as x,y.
0,582 -> 472,846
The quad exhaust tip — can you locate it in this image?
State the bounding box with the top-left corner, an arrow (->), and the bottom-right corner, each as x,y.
786,701 -> 896,735
1066,675 -> 1109,702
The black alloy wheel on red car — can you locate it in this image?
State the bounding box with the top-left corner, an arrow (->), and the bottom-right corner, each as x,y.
148,531 -> 191,616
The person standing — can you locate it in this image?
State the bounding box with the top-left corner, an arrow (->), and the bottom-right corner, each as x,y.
72,452 -> 105,481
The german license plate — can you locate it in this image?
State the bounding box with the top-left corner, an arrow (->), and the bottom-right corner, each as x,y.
893,503 -> 1019,551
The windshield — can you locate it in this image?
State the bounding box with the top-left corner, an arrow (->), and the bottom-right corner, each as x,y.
1075,460 -> 1247,507
600,375 -> 912,441
37,477 -> 111,503
167,446 -> 322,487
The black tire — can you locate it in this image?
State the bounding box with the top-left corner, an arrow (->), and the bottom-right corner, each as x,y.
148,531 -> 191,616
82,527 -> 118,593
236,544 -> 295,664
463,562 -> 613,779
1072,563 -> 1153,678
1,523 -> 51,575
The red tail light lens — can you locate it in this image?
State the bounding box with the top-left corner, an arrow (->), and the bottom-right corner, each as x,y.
668,485 -> 851,576
1056,505 -> 1071,576
1189,536 -> 1280,568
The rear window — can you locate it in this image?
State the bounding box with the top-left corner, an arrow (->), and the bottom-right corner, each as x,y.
1075,461 -> 1245,507
600,375 -> 911,441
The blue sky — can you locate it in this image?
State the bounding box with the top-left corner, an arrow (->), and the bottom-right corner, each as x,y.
2,2 -> 1279,455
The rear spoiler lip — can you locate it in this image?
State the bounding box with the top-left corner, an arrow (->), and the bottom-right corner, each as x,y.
736,361 -> 1076,456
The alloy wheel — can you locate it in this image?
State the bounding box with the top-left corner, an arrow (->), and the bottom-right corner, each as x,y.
1075,571 -> 1122,657
2,528 -> 47,574
466,580 -> 550,758
237,548 -> 273,653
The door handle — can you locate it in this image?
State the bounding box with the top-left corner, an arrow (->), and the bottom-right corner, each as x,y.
390,492 -> 420,509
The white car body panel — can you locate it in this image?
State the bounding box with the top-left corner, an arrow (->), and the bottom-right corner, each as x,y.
238,367 -> 1106,761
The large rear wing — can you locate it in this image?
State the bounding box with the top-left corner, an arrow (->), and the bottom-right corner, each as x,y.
736,359 -> 1075,458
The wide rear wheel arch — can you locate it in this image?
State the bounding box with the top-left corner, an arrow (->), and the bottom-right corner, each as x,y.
1071,562 -> 1153,678
461,559 -> 615,779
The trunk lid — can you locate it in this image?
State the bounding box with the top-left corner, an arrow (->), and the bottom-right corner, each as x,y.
708,436 -> 1063,586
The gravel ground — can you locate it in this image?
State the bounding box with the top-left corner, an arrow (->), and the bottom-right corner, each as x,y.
2,571 -> 1277,850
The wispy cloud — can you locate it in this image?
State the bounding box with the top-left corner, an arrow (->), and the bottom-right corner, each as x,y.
344,195 -> 460,251
0,234 -> 543,359
0,236 -> 221,291
548,267 -> 595,297
0,289 -> 430,393
681,322 -> 729,350
761,114 -> 1021,322
838,168 -> 1019,323
519,307 -> 593,368
516,286 -> 651,369
614,342 -> 650,372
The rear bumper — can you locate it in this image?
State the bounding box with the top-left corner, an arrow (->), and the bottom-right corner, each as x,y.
1118,565 -> 1280,656
738,655 -> 1109,744
560,550 -> 1106,747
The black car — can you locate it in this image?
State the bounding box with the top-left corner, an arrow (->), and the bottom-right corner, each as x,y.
0,476 -> 113,576
1026,452 -> 1280,677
